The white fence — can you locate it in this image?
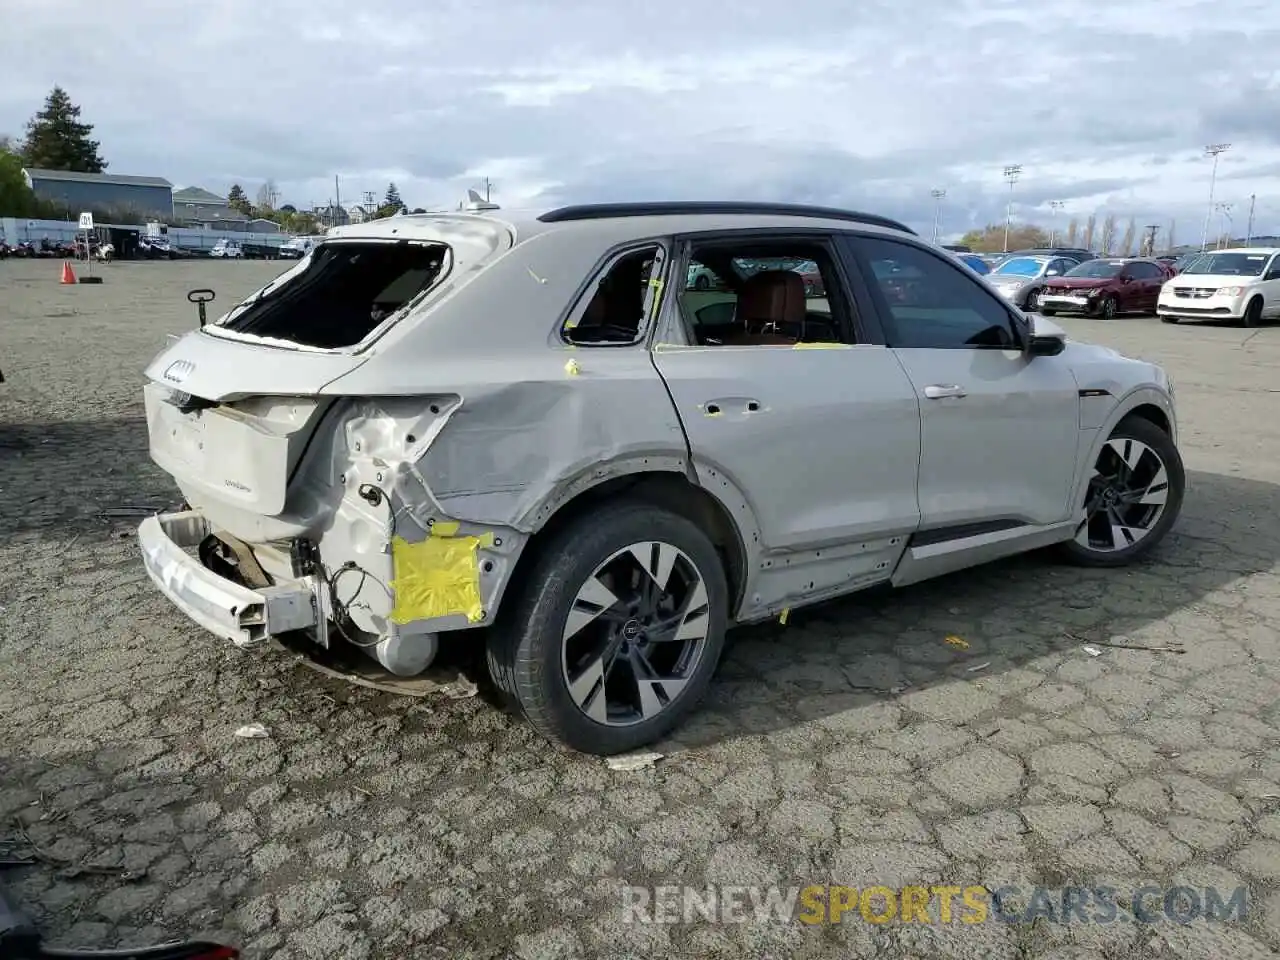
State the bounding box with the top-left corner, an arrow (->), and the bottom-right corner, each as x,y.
1,217 -> 289,253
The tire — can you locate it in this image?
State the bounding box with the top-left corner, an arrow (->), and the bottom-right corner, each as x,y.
1160,316 -> 1178,324
1242,297 -> 1262,328
1099,296 -> 1118,320
1056,415 -> 1185,568
486,500 -> 730,755
1024,288 -> 1041,312
1040,308 -> 1057,317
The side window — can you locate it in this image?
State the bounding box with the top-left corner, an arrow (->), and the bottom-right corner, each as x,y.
1128,262 -> 1156,280
563,245 -> 664,345
678,239 -> 853,347
850,236 -> 1020,350
1049,258 -> 1073,276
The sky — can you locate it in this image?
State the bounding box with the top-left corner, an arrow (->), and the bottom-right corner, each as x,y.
2,0 -> 1279,244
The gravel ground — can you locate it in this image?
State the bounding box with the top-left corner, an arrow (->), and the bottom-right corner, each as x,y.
1,258 -> 1280,960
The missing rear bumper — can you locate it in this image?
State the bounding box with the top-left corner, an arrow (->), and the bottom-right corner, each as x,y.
138,510 -> 319,648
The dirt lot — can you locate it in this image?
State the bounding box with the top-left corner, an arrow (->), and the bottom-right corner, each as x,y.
1,258 -> 1279,960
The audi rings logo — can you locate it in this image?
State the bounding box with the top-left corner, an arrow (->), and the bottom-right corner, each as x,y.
163,359 -> 195,383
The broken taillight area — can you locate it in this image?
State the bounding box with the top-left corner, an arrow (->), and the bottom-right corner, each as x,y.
214,240 -> 449,349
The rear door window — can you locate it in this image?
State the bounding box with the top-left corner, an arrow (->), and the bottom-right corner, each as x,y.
217,241 -> 448,349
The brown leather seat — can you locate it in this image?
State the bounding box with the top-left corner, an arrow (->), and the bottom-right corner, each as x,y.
720,269 -> 806,346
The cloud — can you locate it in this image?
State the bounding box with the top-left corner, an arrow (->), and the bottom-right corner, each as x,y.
2,0 -> 1279,240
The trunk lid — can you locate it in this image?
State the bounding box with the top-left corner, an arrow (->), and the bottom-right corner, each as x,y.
144,381 -> 333,516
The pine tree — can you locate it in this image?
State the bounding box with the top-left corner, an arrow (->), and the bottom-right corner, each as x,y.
20,87 -> 107,172
383,182 -> 404,212
227,184 -> 252,215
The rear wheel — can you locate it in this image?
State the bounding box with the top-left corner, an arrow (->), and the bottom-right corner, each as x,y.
486,501 -> 729,755
1242,297 -> 1263,328
1057,415 -> 1184,568
1025,288 -> 1042,312
1040,308 -> 1057,317
1160,315 -> 1178,324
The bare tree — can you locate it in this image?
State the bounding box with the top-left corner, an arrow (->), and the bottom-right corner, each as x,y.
255,179 -> 280,211
1166,219 -> 1176,254
1099,214 -> 1118,255
1065,218 -> 1079,246
1119,216 -> 1137,256
1082,214 -> 1097,251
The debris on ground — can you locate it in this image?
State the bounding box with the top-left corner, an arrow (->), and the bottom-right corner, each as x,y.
606,752 -> 663,772
234,722 -> 270,739
442,676 -> 480,700
943,635 -> 970,650
966,661 -> 991,673
1083,644 -> 1102,657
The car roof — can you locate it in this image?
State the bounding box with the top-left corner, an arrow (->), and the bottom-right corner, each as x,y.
1209,247 -> 1280,254
325,201 -> 921,252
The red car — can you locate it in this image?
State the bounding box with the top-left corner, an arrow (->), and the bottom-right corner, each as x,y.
1037,257 -> 1171,319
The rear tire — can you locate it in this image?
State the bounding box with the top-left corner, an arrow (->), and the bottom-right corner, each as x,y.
1040,308 -> 1057,317
1057,415 -> 1184,568
1160,315 -> 1178,324
486,500 -> 729,755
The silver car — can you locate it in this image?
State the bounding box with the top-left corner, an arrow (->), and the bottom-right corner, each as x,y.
986,254 -> 1082,311
138,201 -> 1184,755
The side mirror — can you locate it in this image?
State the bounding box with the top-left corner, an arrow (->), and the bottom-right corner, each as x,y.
1028,333 -> 1066,357
1045,268 -> 1061,276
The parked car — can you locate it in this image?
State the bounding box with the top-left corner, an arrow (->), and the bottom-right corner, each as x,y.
136,200 -> 1183,755
209,239 -> 243,259
1156,247 -> 1280,327
686,261 -> 720,289
1038,258 -> 1169,319
1006,246 -> 1098,262
985,254 -> 1083,311
279,236 -> 318,260
953,252 -> 991,275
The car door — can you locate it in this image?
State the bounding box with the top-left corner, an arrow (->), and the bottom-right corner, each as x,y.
1259,254 -> 1280,318
841,234 -> 1082,542
1132,261 -> 1164,311
650,233 -> 923,555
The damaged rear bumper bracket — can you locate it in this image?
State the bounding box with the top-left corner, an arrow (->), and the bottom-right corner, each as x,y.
138,510 -> 318,647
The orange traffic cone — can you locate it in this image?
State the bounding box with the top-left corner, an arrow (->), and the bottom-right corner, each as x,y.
60,261 -> 76,285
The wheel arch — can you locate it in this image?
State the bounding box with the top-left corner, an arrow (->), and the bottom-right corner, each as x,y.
501,468 -> 752,621
1071,387 -> 1176,506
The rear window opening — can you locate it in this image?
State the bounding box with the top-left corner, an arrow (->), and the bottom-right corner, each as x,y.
216,240 -> 449,349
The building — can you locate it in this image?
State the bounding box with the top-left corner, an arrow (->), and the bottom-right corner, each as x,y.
23,168 -> 173,221
312,204 -> 351,228
172,186 -> 245,226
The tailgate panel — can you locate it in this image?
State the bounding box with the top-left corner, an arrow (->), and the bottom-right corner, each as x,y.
144,382 -> 329,516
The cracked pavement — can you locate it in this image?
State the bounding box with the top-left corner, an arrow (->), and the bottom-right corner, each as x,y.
1,259 -> 1279,959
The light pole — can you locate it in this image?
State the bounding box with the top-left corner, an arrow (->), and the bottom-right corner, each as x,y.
1200,143 -> 1230,251
930,189 -> 946,243
1002,165 -> 1022,253
1246,193 -> 1256,245
1047,200 -> 1064,246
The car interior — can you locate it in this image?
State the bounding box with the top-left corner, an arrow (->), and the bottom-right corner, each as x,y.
676,245 -> 846,346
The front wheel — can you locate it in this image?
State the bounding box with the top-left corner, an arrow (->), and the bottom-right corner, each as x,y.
486,500 -> 729,755
1057,415 -> 1184,568
1242,297 -> 1262,328
1098,296 -> 1118,320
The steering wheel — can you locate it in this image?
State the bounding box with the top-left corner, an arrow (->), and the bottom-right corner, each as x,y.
745,318 -> 804,340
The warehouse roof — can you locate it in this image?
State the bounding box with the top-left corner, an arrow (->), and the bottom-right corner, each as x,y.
23,168 -> 173,189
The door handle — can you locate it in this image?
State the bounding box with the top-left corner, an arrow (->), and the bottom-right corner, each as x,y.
923,384 -> 967,399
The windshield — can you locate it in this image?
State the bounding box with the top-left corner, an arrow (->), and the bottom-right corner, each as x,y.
1065,260 -> 1124,279
1180,252 -> 1270,276
992,257 -> 1046,277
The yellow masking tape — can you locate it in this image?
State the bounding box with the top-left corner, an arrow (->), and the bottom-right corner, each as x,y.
793,342 -> 852,350
388,524 -> 494,624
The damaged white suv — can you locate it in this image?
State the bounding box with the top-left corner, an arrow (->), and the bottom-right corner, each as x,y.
139,201 -> 1184,755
